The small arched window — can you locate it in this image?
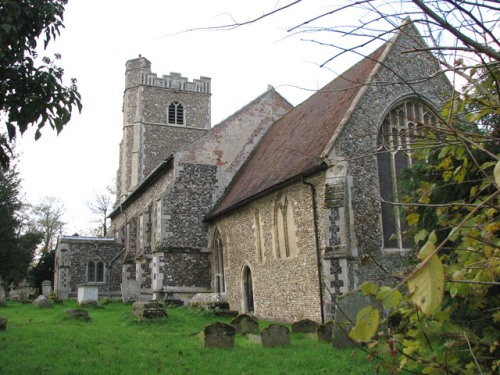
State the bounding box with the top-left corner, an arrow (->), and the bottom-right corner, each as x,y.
377,100 -> 437,250
168,101 -> 184,125
87,260 -> 105,283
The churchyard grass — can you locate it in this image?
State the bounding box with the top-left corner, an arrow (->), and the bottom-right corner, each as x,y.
0,300 -> 376,374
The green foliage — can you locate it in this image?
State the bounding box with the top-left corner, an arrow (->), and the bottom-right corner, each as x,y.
350,66 -> 500,373
0,155 -> 42,285
0,0 -> 81,169
29,249 -> 55,292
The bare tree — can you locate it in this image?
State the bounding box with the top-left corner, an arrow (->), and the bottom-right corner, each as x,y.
30,196 -> 65,253
86,187 -> 113,237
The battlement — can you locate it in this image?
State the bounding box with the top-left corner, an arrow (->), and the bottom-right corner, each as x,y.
141,72 -> 211,94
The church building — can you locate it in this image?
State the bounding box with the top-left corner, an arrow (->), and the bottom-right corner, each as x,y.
56,20 -> 451,322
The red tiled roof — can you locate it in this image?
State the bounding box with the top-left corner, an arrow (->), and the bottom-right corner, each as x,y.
209,43 -> 387,218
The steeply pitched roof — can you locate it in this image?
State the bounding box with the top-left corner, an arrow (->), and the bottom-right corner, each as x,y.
209,43 -> 388,218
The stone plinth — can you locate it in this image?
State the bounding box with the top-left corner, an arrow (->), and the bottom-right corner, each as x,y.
41,280 -> 52,297
77,284 -> 99,306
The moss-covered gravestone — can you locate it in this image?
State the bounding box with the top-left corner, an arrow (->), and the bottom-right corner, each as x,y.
291,319 -> 319,334
230,314 -> 259,335
317,321 -> 334,343
204,322 -> 235,348
261,324 -> 290,348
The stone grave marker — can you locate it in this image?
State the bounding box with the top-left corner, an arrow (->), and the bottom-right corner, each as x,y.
204,322 -> 235,349
332,291 -> 375,348
317,321 -> 334,343
41,280 -> 52,297
132,301 -> 167,319
77,284 -> 99,306
291,319 -> 320,334
121,279 -> 141,303
230,314 -> 259,335
261,324 -> 290,348
0,316 -> 7,331
33,295 -> 53,308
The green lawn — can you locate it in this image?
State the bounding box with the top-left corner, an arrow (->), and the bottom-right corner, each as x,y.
0,300 -> 377,374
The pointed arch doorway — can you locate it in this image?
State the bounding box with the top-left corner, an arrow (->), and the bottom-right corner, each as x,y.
242,265 -> 254,313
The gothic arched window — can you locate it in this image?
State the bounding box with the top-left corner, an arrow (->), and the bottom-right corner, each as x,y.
377,100 -> 437,249
168,101 -> 184,125
213,229 -> 225,293
87,260 -> 105,283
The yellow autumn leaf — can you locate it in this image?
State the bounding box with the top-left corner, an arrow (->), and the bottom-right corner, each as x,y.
495,160 -> 500,188
349,305 -> 380,342
408,254 -> 445,316
407,213 -> 420,226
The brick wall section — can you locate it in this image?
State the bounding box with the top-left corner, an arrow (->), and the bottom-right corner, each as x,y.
211,175 -> 327,322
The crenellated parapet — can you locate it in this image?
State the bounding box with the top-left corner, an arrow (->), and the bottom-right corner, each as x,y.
141,72 -> 211,94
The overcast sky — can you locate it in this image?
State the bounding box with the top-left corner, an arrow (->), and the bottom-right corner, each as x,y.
15,0 -> 376,235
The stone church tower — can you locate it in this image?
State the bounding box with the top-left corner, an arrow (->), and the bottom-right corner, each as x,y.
116,56 -> 211,202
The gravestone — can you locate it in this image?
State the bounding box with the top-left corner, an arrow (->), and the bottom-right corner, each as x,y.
77,284 -> 99,306
0,277 -> 5,306
261,324 -> 290,348
121,279 -> 141,303
64,309 -> 91,322
230,314 -> 259,335
41,280 -> 52,297
132,301 -> 167,319
33,295 -> 53,308
204,322 -> 235,349
189,293 -> 229,311
332,291 -> 375,348
0,316 -> 6,331
317,321 -> 334,343
291,319 -> 320,334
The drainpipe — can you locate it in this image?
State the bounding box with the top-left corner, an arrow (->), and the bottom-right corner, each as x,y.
302,177 -> 325,324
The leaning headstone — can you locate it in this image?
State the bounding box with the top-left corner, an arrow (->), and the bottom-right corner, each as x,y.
261,324 -> 290,348
332,291 -> 375,348
132,301 -> 167,319
230,314 -> 259,335
64,309 -> 91,322
292,319 -> 320,334
77,284 -> 99,306
317,321 -> 334,343
0,316 -> 6,331
121,279 -> 141,303
41,280 -> 52,297
204,322 -> 235,349
33,295 -> 53,308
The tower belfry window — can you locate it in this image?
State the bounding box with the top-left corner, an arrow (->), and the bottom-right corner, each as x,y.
168,101 -> 184,125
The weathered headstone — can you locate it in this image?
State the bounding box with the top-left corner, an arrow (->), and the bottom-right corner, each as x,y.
33,295 -> 53,308
121,279 -> 141,303
132,301 -> 167,319
230,314 -> 259,335
0,316 -> 7,331
317,321 -> 334,343
261,324 -> 290,348
77,284 -> 99,306
41,280 -> 52,297
204,322 -> 235,349
291,319 -> 320,334
64,309 -> 91,322
332,291 -> 375,348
